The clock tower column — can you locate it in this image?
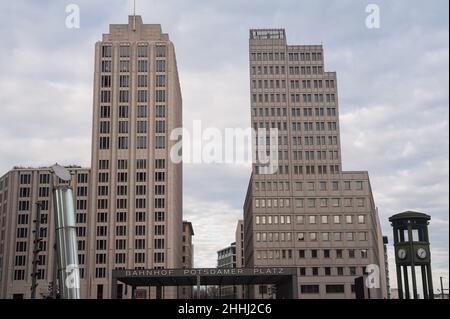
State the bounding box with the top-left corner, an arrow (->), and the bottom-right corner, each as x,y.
389,211 -> 434,299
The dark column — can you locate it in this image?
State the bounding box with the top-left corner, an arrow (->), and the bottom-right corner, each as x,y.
396,265 -> 404,299
421,265 -> 429,299
403,266 -> 410,299
196,275 -> 201,299
156,285 -> 163,299
426,264 -> 434,299
131,286 -> 136,299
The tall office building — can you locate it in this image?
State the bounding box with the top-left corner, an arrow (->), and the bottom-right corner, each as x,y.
89,15 -> 182,299
217,243 -> 237,299
180,221 -> 194,298
244,29 -> 387,299
0,16 -> 185,299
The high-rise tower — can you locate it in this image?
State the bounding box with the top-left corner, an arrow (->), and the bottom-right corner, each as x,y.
88,16 -> 182,299
243,29 -> 387,299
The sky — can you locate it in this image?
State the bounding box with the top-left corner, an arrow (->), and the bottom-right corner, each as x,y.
0,0 -> 448,293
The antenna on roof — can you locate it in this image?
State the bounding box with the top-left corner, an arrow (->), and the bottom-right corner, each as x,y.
132,0 -> 137,31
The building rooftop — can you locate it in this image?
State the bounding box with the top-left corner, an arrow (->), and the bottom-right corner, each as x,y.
389,211 -> 431,222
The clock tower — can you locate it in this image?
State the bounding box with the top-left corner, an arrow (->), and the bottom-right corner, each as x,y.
389,211 -> 434,299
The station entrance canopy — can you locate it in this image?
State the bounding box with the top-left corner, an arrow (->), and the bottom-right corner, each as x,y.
111,267 -> 299,299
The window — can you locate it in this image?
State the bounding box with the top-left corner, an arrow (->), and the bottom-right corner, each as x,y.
359,232 -> 368,241
118,137 -> 128,150
138,60 -> 148,72
136,136 -> 147,149
332,198 -> 340,207
347,232 -> 354,241
361,249 -> 369,258
156,45 -> 166,57
137,105 -> 147,118
119,46 -> 130,57
120,61 -> 130,72
298,250 -> 305,258
301,285 -> 319,294
98,172 -> 108,183
326,285 -> 345,294
156,60 -> 166,72
356,181 -> 363,190
137,75 -> 148,87
155,105 -> 165,118
156,90 -> 165,103
155,136 -> 165,149
137,45 -> 148,57
102,45 -> 112,58
348,249 -> 356,258
358,215 -> 365,224
156,75 -> 165,87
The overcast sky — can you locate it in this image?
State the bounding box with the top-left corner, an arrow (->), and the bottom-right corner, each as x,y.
0,0 -> 448,292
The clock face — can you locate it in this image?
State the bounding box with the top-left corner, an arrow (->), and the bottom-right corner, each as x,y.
397,249 -> 407,260
417,248 -> 427,259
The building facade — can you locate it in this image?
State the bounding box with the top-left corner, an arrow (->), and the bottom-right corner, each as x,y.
217,243 -> 237,298
0,16 -> 186,299
244,29 -> 387,299
88,15 -> 183,299
180,221 -> 194,298
0,167 -> 91,299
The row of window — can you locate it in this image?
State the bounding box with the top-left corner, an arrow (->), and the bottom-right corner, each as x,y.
255,231 -> 369,243
98,159 -> 164,170
99,105 -> 166,119
250,51 -> 322,62
91,224 -> 166,237
74,211 -> 165,225
17,172 -> 88,186
254,197 -> 366,210
250,65 -> 326,77
101,74 -> 166,88
254,164 -> 340,176
251,93 -> 337,105
255,180 -> 364,192
253,107 -> 337,118
100,120 -> 165,135
255,249 -> 369,263
255,214 -> 366,226
99,135 -> 166,150
96,197 -> 166,210
101,44 -> 166,58
100,89 -> 166,104
96,171 -> 165,184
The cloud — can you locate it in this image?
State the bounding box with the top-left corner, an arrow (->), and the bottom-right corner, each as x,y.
0,0 -> 448,294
